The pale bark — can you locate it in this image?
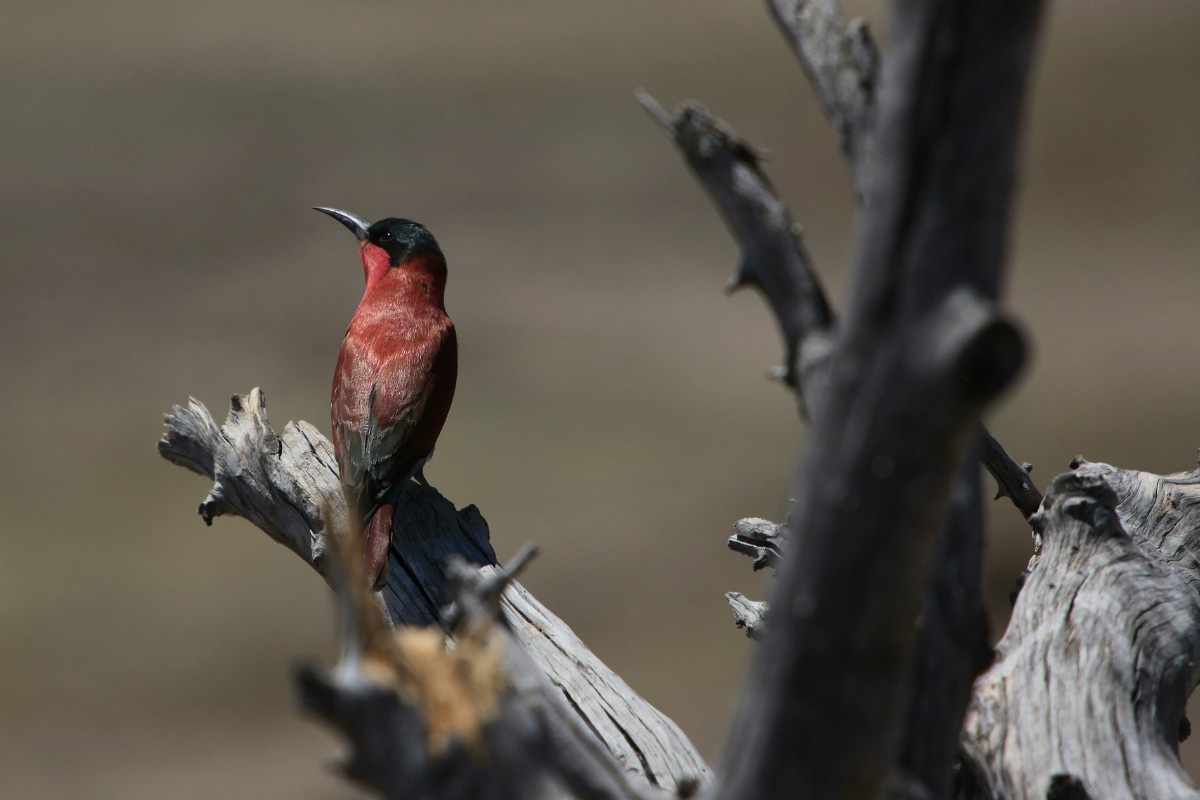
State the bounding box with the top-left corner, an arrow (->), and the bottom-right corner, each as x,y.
159,389 -> 710,796
960,462 -> 1200,799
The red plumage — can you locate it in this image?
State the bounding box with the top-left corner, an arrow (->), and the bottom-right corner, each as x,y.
321,210 -> 457,589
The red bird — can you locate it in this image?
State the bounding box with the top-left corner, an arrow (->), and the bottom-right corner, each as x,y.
316,207 -> 458,590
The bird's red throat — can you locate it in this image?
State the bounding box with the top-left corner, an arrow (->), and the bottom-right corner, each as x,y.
359,242 -> 394,290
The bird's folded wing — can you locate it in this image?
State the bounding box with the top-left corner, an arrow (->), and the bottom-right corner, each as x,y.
332,335 -> 441,515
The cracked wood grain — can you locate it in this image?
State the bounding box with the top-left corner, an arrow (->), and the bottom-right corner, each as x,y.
960,464 -> 1200,799
299,546 -> 664,800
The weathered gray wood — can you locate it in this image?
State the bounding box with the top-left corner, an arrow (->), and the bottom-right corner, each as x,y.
160,391 -> 343,574
298,546 -> 663,800
961,464 -> 1200,799
499,582 -> 710,792
726,517 -> 785,571
158,389 -> 711,794
724,593 -> 767,641
764,0 -> 878,187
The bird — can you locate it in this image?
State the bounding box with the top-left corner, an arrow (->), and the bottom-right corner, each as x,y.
315,207 -> 458,590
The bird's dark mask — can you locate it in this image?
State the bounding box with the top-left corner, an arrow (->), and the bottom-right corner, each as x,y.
366,218 -> 442,266
313,207 -> 441,267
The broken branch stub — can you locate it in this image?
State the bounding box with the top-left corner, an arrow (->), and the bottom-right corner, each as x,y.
299,546 -> 665,800
159,389 -> 341,574
727,517 -> 786,571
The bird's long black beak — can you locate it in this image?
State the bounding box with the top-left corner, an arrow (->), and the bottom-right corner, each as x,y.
313,207 -> 371,241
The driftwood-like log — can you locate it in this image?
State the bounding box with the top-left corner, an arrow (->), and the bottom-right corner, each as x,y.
158,389 -> 711,794
961,462 -> 1200,799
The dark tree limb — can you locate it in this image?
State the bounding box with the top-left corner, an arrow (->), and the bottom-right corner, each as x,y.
893,447 -> 991,800
711,0 -> 1043,797
638,92 -> 834,406
764,0 -> 879,184
158,389 -> 711,794
961,464 -> 1200,798
640,95 -> 1036,523
643,3 -> 1045,792
718,294 -> 1023,800
644,3 -> 1042,795
981,430 -> 1042,519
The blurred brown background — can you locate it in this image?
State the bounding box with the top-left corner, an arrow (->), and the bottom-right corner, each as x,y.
1,0 -> 1198,796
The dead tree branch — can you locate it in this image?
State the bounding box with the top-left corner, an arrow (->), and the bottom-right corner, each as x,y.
638,94 -> 1039,520
981,430 -> 1042,520
158,389 -> 711,794
155,2 -> 1200,798
708,0 -> 1043,797
643,1 -> 1044,796
298,543 -> 664,800
724,593 -> 768,641
638,93 -> 834,407
764,0 -> 879,185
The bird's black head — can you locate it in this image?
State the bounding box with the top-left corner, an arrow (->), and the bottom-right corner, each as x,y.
365,218 -> 441,266
313,207 -> 442,266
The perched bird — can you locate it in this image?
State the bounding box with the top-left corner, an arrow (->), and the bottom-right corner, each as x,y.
315,207 -> 458,590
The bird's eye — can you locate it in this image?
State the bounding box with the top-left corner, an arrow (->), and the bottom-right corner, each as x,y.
378,230 -> 394,242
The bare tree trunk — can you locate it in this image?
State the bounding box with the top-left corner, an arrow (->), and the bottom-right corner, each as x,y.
645,0 -> 1043,795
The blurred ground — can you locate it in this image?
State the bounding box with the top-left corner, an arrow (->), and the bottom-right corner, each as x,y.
1,0 -> 1198,796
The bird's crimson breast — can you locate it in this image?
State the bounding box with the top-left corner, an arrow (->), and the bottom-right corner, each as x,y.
331,284 -> 457,515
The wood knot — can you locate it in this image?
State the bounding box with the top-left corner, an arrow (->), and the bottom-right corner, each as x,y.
1045,773 -> 1091,800
1030,471 -> 1121,540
